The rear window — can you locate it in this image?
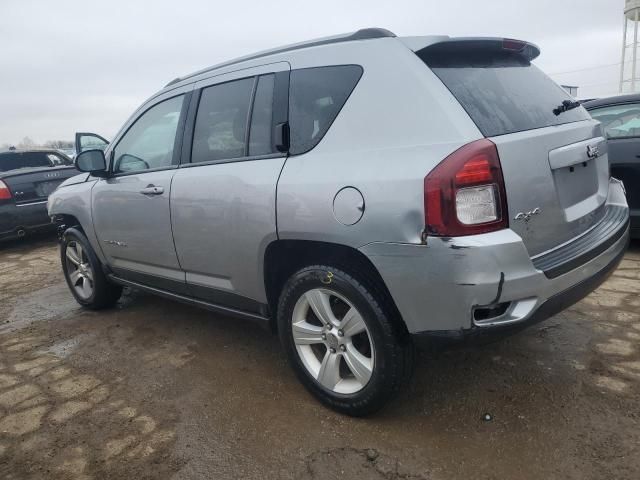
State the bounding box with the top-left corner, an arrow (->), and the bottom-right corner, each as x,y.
419,49 -> 591,137
289,65 -> 363,155
0,152 -> 54,172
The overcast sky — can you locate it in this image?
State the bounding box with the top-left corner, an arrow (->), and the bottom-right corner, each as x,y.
0,0 -> 627,146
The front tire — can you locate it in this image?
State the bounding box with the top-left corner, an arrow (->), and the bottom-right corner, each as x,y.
277,265 -> 413,416
61,228 -> 122,310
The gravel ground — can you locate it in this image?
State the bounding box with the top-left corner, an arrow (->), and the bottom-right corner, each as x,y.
0,234 -> 639,479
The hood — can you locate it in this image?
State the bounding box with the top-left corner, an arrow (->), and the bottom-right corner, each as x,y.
58,172 -> 91,188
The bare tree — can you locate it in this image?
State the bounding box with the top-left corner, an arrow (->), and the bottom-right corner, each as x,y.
17,136 -> 36,148
4,137 -> 73,151
44,140 -> 74,149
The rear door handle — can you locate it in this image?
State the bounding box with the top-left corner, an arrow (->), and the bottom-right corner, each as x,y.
140,185 -> 164,195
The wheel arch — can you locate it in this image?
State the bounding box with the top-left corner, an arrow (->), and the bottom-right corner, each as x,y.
263,239 -> 408,337
50,206 -> 107,265
52,213 -> 84,234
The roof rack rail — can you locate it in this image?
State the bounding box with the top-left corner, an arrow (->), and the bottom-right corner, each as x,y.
164,28 -> 395,88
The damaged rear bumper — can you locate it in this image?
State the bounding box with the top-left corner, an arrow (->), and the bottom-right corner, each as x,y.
359,182 -> 629,342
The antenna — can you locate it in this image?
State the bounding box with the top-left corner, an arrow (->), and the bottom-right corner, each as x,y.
620,0 -> 640,92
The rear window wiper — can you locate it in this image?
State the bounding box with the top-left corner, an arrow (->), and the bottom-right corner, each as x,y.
553,100 -> 581,116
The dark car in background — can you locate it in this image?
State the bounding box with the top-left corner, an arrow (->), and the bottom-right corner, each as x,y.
585,94 -> 640,238
0,149 -> 79,241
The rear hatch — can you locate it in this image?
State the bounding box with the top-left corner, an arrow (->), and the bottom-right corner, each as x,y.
416,39 -> 608,256
0,151 -> 77,205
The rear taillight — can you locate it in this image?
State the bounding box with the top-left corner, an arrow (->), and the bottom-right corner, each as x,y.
0,180 -> 11,200
424,139 -> 508,237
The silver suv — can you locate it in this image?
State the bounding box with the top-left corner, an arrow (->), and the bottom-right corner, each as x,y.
48,29 -> 630,416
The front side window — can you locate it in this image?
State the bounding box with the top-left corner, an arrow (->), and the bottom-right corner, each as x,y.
288,65 -> 363,155
191,78 -> 254,163
79,135 -> 108,153
113,95 -> 184,173
589,103 -> 640,139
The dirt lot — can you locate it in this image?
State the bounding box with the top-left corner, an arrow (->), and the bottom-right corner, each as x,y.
0,235 -> 639,479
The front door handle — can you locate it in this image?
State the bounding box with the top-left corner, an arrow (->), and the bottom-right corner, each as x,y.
140,185 -> 164,196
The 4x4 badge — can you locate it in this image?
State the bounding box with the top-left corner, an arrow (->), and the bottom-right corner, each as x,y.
587,144 -> 600,159
514,208 -> 541,223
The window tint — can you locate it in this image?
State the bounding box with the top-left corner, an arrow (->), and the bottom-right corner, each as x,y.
0,152 -> 52,172
249,74 -> 275,156
420,50 -> 591,137
192,78 -> 254,163
589,103 -> 640,139
289,65 -> 363,155
113,95 -> 184,173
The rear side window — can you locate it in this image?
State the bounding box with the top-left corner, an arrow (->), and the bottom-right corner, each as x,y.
419,49 -> 591,137
289,65 -> 363,155
589,103 -> 640,139
192,78 -> 254,163
249,74 -> 275,156
0,152 -> 52,172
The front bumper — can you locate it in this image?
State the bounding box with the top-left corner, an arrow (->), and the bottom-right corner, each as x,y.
360,180 -> 630,339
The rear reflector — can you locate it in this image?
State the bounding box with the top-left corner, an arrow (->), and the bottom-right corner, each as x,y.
424,139 -> 508,236
0,180 -> 11,200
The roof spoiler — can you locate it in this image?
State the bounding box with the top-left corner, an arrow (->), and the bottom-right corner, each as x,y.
405,37 -> 540,62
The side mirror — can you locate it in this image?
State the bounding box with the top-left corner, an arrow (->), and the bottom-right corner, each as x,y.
113,154 -> 149,173
75,149 -> 108,176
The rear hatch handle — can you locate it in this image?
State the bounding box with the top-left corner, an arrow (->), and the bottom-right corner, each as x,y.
548,137 -> 606,170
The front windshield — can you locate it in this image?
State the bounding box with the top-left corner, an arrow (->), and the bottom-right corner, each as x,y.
590,103 -> 640,139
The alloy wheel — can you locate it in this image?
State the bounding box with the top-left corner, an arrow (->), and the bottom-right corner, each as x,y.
65,241 -> 95,300
292,288 -> 374,394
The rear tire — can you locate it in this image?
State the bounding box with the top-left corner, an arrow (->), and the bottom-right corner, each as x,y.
61,228 -> 122,310
277,265 -> 413,416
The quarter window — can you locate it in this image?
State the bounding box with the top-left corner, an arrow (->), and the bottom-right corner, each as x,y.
589,103 -> 640,139
47,153 -> 70,166
288,65 -> 363,155
191,78 -> 254,163
113,95 -> 185,174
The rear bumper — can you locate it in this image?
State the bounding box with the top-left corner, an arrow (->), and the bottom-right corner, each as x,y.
0,201 -> 52,240
360,180 -> 630,339
410,233 -> 627,347
631,209 -> 640,239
